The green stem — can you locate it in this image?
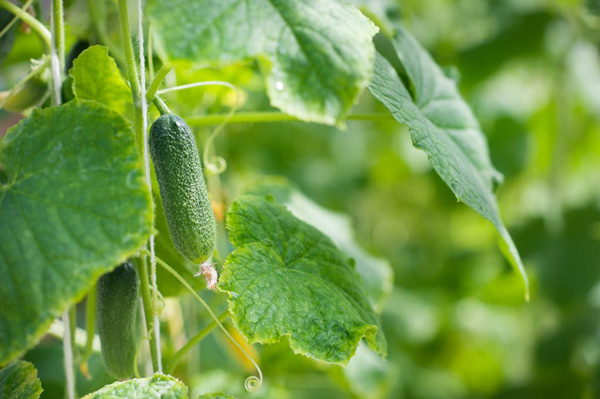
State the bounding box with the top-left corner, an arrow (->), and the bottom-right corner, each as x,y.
0,0 -> 51,49
80,284 -> 97,363
152,96 -> 171,115
0,57 -> 49,110
61,309 -> 76,399
117,0 -> 143,153
185,111 -> 395,126
52,0 -> 64,72
146,64 -> 173,101
0,0 -> 33,41
69,305 -> 77,358
166,311 -> 229,374
134,257 -> 160,372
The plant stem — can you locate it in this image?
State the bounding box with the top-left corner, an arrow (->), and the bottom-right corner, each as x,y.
50,1 -> 74,397
152,96 -> 171,115
185,111 -> 395,126
146,64 -> 173,101
0,0 -> 51,49
166,311 -> 229,374
0,0 -> 33,40
135,0 -> 162,373
81,284 -> 97,363
62,309 -> 76,399
119,0 -> 162,372
117,0 -> 143,152
134,257 -> 160,372
69,305 -> 77,357
0,57 -> 49,109
52,0 -> 64,72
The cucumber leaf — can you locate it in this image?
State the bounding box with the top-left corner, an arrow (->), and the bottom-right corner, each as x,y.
0,361 -> 42,399
147,0 -> 378,125
246,177 -> 393,313
368,27 -> 529,298
82,374 -> 187,399
0,101 -> 152,364
219,195 -> 386,365
70,45 -> 133,120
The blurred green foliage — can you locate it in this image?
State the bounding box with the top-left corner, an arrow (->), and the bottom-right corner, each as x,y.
2,0 -> 600,398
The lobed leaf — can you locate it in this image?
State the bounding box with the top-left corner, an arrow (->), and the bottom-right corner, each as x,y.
247,177 -> 393,312
219,195 -> 386,365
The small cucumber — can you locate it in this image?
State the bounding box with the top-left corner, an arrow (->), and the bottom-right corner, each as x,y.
149,114 -> 216,263
96,261 -> 139,380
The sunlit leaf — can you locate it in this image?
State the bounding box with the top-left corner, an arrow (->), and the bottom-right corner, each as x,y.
219,195 -> 386,364
70,45 -> 133,119
368,28 -> 528,297
0,361 -> 42,399
147,0 -> 378,125
82,374 -> 187,399
247,177 -> 393,312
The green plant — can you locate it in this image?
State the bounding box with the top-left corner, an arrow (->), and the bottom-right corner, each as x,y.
6,0 -> 594,398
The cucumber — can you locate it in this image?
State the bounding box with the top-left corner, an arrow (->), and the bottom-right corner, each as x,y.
96,261 -> 139,380
149,114 -> 217,264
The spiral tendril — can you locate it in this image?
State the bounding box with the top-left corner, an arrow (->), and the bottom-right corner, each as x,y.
145,250 -> 263,391
245,376 -> 261,392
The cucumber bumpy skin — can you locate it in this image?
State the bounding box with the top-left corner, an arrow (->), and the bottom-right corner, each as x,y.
96,261 -> 139,380
149,114 -> 217,264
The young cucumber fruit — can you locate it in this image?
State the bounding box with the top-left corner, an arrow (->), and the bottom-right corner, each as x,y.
96,261 -> 139,380
149,114 -> 217,264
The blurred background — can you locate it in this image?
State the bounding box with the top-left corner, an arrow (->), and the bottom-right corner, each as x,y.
2,0 -> 600,398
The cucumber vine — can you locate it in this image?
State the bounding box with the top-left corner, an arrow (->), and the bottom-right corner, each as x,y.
0,0 -> 563,398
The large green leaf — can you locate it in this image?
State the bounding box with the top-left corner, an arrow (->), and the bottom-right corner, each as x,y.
82,374 -> 187,399
70,45 -> 133,119
368,28 -> 529,297
0,361 -> 42,399
218,195 -> 386,365
246,177 -> 393,312
147,0 -> 378,125
0,100 -> 152,364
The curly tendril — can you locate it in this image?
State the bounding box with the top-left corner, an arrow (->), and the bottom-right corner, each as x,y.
245,375 -> 261,392
144,250 -> 263,391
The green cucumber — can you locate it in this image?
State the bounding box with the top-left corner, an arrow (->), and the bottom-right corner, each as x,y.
149,114 -> 217,264
96,261 -> 139,379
